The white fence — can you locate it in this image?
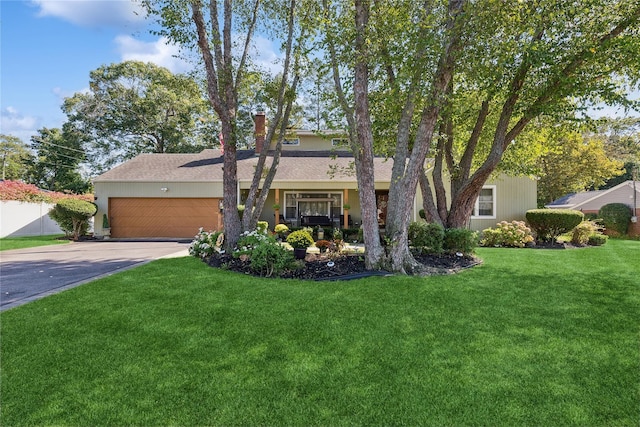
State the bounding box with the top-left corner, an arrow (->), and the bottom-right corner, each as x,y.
0,201 -> 64,238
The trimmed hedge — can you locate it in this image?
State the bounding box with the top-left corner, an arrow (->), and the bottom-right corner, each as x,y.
408,221 -> 445,254
599,203 -> 632,236
526,209 -> 584,242
49,199 -> 97,240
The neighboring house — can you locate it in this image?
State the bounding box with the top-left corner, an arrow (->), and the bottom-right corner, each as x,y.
92,114 -> 537,239
546,180 -> 640,236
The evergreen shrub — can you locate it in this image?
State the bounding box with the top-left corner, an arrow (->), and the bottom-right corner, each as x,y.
408,221 -> 445,254
443,228 -> 478,255
526,209 -> 584,242
599,203 -> 632,236
48,199 -> 97,240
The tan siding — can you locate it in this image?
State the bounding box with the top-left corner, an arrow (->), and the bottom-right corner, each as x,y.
94,182 -> 222,236
413,175 -> 537,230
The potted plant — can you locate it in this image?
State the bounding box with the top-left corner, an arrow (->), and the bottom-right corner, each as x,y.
315,239 -> 331,253
286,229 -> 314,259
343,203 -> 351,210
274,223 -> 289,241
102,213 -> 111,239
272,203 -> 281,210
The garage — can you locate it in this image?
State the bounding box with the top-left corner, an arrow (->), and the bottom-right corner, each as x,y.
109,198 -> 222,238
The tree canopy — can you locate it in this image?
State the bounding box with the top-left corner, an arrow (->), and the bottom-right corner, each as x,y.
26,127 -> 91,194
63,61 -> 212,174
0,134 -> 33,181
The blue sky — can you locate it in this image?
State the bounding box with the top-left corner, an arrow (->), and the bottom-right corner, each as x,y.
1,0 -> 638,146
1,0 -> 200,143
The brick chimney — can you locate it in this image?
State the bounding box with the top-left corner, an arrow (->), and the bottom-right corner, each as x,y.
254,111 -> 266,154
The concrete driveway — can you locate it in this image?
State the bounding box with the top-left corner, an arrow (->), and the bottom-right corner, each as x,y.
0,240 -> 190,311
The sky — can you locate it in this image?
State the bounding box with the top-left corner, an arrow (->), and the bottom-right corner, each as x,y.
0,0 -> 279,144
1,0 -> 638,146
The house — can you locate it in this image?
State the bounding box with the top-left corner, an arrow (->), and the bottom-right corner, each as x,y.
546,180 -> 640,236
92,114 -> 537,239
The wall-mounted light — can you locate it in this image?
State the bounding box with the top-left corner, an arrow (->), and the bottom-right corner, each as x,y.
219,199 -> 224,213
160,187 -> 169,192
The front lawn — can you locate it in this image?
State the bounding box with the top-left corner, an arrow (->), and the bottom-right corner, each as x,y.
0,234 -> 68,251
1,240 -> 639,426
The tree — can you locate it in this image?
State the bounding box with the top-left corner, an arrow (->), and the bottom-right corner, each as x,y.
537,127 -> 625,206
26,126 -> 91,194
590,117 -> 640,188
63,61 -> 212,174
143,0 -> 305,250
321,0 -> 640,273
0,134 -> 33,181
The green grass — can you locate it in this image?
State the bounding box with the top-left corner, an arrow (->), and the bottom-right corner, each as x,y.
2,240 -> 639,426
0,234 -> 68,251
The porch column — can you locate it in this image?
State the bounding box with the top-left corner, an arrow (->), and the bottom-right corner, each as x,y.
274,188 -> 280,225
343,188 -> 349,229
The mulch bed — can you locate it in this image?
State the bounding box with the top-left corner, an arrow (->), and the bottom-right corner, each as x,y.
207,252 -> 480,281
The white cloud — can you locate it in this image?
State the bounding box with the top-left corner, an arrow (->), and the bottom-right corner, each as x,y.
31,0 -> 146,30
115,35 -> 194,74
0,107 -> 40,142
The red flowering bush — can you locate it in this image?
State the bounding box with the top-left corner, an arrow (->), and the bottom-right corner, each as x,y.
0,180 -> 92,203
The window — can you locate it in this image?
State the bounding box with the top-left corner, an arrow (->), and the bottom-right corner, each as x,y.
284,192 -> 342,220
331,138 -> 349,147
472,186 -> 496,218
283,137 -> 300,146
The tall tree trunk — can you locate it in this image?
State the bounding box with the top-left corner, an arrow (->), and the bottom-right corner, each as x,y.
353,0 -> 384,269
384,0 -> 465,273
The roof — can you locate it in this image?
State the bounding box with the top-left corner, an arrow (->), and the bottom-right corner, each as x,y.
546,180 -> 640,210
93,149 -> 395,183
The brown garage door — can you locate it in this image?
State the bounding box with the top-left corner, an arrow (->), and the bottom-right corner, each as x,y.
109,198 -> 221,238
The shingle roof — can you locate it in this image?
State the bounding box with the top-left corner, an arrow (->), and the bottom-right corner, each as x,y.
94,149 -> 395,183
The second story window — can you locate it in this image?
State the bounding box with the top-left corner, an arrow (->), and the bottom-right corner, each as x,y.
283,138 -> 300,146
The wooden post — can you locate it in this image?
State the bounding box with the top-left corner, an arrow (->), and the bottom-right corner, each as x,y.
343,189 -> 349,229
274,188 -> 280,225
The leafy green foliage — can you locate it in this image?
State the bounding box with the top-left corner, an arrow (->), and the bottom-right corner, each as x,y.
408,221 -> 445,254
26,127 -> 91,194
189,229 -> 223,259
248,240 -> 294,277
481,221 -> 534,248
286,229 -> 314,249
0,134 -> 33,181
537,127 -> 625,206
526,209 -> 584,242
571,220 -> 605,246
443,228 -> 478,255
588,233 -> 608,246
599,203 -> 633,235
63,61 -> 212,174
48,199 -> 97,240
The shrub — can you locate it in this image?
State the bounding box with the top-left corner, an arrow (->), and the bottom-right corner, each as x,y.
599,203 -> 632,236
0,180 -> 92,203
408,221 -> 445,254
480,221 -> 534,248
526,209 -> 584,242
443,228 -> 478,255
286,229 -> 314,249
588,234 -> 608,246
248,239 -> 294,277
274,223 -> 289,235
570,221 -> 601,245
189,229 -> 223,259
48,199 -> 97,240
235,229 -> 271,255
256,221 -> 269,235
